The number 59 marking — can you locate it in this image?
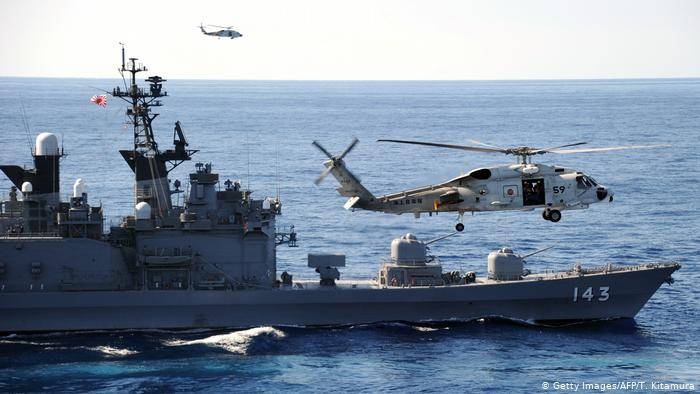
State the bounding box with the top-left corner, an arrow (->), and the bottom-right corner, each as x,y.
573,286 -> 610,302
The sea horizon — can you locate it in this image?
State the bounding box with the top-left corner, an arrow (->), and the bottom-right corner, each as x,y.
2,75 -> 699,83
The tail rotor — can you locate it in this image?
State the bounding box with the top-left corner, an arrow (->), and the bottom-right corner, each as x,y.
312,138 -> 359,185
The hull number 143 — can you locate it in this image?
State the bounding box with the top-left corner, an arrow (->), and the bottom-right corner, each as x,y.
573,286 -> 610,302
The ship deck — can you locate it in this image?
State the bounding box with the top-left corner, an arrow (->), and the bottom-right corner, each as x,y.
290,262 -> 680,291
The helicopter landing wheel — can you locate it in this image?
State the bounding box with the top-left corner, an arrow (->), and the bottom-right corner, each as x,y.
455,223 -> 465,232
542,210 -> 550,221
548,209 -> 562,223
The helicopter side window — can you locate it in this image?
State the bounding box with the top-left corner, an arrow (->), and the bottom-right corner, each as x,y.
522,178 -> 545,206
587,177 -> 598,186
469,168 -> 491,180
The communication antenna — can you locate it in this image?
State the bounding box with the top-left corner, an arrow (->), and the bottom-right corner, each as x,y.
275,144 -> 280,199
246,129 -> 250,191
118,42 -> 128,92
19,101 -> 33,157
120,42 -> 125,70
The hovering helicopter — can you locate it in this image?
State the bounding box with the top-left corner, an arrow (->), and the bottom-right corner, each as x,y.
313,138 -> 665,231
199,23 -> 242,39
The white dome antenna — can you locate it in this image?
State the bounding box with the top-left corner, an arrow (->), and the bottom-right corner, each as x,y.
21,181 -> 33,193
135,202 -> 152,220
35,132 -> 59,156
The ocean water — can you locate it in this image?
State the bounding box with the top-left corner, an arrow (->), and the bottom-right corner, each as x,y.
0,77 -> 699,392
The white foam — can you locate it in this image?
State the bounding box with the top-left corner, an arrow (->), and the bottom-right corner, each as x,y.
0,339 -> 56,346
88,345 -> 139,356
166,326 -> 285,355
412,326 -> 439,332
38,345 -> 139,356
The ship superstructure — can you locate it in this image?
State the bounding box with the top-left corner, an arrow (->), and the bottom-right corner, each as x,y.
0,50 -> 282,299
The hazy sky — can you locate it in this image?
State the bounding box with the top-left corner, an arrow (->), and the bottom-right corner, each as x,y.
1,0 -> 698,80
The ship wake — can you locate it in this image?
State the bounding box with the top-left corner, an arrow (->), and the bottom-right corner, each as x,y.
165,326 -> 286,355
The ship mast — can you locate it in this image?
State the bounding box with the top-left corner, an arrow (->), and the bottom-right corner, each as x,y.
112,45 -> 197,218
112,50 -> 165,159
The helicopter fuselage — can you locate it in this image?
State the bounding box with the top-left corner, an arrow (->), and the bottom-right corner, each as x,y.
335,161 -> 612,222
314,139 -> 621,230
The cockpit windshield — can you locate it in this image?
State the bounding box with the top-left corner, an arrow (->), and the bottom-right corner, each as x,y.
576,175 -> 596,189
576,175 -> 591,189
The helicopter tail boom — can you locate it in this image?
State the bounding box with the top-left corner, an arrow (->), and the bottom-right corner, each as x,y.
322,158 -> 375,204
313,139 -> 375,209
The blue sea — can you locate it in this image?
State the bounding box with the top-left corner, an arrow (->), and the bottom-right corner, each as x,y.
0,77 -> 698,392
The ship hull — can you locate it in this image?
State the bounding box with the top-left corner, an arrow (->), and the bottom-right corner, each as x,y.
0,264 -> 678,333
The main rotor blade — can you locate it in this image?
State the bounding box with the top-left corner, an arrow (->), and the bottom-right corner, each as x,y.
549,144 -> 669,154
377,139 -> 506,154
312,140 -> 334,159
467,139 -> 506,150
314,166 -> 333,185
338,137 -> 359,160
531,142 -> 588,154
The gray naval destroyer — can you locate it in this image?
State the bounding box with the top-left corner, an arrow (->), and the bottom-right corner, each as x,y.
0,52 -> 680,333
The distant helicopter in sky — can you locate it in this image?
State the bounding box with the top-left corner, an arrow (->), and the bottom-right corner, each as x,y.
199,23 -> 242,39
